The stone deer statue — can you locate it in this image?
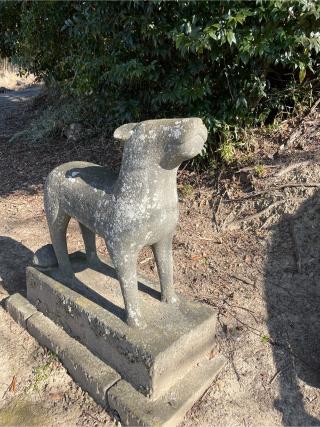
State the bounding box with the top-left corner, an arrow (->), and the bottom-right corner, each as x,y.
40,118 -> 208,327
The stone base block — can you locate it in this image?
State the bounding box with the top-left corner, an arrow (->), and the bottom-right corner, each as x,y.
108,355 -> 226,427
6,293 -> 120,407
7,292 -> 226,426
5,292 -> 37,328
27,253 -> 217,399
27,311 -> 120,407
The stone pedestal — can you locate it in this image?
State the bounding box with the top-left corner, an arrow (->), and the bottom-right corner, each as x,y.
24,253 -> 225,425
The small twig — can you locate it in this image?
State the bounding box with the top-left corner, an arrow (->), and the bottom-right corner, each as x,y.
226,302 -> 259,324
1,375 -> 17,399
223,182 -> 320,203
139,257 -> 153,265
286,127 -> 304,147
269,367 -> 289,385
259,213 -> 275,229
212,194 -> 223,232
289,221 -> 302,273
229,273 -> 256,288
221,204 -> 245,231
216,169 -> 223,195
229,350 -> 241,383
224,57 -> 234,101
226,201 -> 282,231
178,160 -> 191,175
285,98 -> 320,147
227,311 -> 262,335
198,236 -> 222,243
310,97 -> 320,114
219,308 -> 262,337
82,411 -> 102,424
275,161 -> 310,178
235,165 -> 277,174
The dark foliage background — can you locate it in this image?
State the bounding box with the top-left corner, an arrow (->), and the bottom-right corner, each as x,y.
1,0 -> 319,165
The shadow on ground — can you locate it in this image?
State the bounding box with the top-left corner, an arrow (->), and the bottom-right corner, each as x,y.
265,190 -> 320,425
0,236 -> 33,295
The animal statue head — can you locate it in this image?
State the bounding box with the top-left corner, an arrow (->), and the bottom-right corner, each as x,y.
114,118 -> 208,170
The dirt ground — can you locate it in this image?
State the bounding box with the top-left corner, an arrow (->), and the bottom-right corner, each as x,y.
1,74 -> 320,426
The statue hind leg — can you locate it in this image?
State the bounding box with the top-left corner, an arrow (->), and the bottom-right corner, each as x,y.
47,208 -> 74,280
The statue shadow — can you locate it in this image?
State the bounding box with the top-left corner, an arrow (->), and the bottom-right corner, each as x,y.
42,251 -> 161,323
0,236 -> 34,296
265,190 -> 320,425
0,237 -> 161,324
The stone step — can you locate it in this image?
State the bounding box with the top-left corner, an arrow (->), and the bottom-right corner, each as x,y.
5,293 -> 120,407
27,252 -> 217,399
108,355 -> 226,427
6,292 -> 226,427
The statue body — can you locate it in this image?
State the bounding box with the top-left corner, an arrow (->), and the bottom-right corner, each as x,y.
43,118 -> 208,327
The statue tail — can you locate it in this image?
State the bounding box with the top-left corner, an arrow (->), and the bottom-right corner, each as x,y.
33,244 -> 58,268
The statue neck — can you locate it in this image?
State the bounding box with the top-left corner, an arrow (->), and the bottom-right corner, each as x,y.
115,165 -> 178,198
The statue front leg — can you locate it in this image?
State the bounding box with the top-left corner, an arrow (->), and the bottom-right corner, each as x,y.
107,242 -> 145,328
152,235 -> 177,304
48,210 -> 75,282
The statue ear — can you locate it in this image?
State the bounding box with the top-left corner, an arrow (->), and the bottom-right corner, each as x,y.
113,123 -> 137,141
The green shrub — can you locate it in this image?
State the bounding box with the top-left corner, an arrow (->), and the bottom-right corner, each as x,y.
1,0 -> 320,167
0,1 -> 22,58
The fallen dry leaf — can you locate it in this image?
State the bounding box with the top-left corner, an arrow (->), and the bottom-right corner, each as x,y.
49,391 -> 64,402
8,375 -> 17,393
191,255 -> 203,261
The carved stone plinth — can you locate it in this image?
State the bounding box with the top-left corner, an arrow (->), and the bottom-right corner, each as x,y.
7,292 -> 225,427
27,253 -> 220,400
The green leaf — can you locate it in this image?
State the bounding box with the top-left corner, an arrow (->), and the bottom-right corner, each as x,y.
226,30 -> 236,46
261,335 -> 270,344
299,67 -> 306,83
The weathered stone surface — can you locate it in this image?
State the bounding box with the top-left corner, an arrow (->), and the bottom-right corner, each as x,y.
27,311 -> 120,407
27,312 -> 72,355
42,118 -> 208,327
27,253 -> 217,399
5,292 -> 37,327
7,292 -> 225,425
107,355 -> 226,427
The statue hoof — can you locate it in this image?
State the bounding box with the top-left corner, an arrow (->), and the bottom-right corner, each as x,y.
161,293 -> 178,304
126,312 -> 147,329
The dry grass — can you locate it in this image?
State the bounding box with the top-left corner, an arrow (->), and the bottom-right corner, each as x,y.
0,68 -> 36,91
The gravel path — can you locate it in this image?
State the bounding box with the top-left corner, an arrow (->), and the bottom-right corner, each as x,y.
0,86 -> 41,138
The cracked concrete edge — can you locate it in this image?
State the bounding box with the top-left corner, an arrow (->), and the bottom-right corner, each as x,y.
5,293 -> 121,409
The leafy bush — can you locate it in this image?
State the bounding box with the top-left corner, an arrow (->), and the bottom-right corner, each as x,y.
1,0 -> 320,166
0,1 -> 22,58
